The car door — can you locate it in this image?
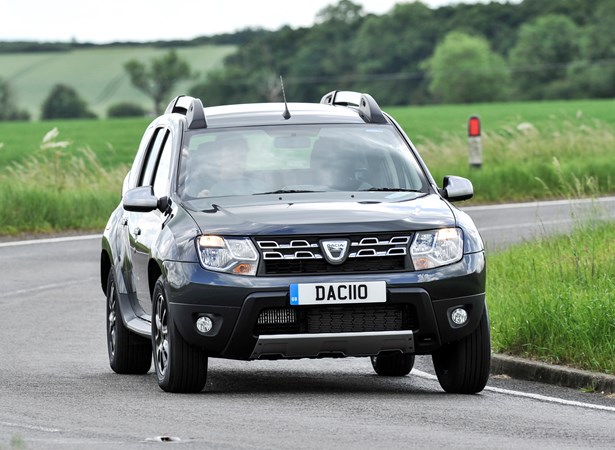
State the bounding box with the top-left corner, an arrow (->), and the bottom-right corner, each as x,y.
126,127 -> 173,319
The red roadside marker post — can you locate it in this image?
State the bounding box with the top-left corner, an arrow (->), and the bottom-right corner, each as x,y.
468,115 -> 482,168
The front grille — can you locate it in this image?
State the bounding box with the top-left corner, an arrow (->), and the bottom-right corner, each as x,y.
254,304 -> 416,335
255,234 -> 413,275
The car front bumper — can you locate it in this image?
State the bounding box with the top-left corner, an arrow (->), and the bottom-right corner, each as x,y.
163,251 -> 486,359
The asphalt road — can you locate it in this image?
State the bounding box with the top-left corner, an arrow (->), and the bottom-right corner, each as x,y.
1,197 -> 614,449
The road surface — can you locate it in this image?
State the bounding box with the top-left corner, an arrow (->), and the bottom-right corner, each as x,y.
1,197 -> 614,448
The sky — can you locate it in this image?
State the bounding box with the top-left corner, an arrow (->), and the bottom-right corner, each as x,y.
0,0 -> 516,44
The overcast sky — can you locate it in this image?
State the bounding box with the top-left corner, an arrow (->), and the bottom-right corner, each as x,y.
0,0 -> 516,43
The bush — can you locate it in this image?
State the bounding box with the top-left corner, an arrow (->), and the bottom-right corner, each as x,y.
41,84 -> 97,120
107,102 -> 147,118
0,77 -> 30,121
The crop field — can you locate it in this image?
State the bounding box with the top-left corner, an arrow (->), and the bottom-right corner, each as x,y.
0,45 -> 235,118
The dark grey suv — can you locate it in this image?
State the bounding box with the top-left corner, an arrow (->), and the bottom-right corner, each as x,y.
100,91 -> 489,393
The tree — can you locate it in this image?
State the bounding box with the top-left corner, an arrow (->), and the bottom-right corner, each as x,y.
107,102 -> 146,118
124,49 -> 192,115
0,77 -> 30,121
426,32 -> 510,103
41,84 -> 96,120
351,2 -> 439,105
509,15 -> 580,99
315,0 -> 363,24
566,1 -> 615,98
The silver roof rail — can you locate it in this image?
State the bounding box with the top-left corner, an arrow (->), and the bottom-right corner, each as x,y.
164,95 -> 207,129
320,90 -> 387,124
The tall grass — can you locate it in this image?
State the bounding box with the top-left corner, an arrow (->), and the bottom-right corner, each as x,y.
0,128 -> 127,234
488,218 -> 615,374
418,119 -> 615,203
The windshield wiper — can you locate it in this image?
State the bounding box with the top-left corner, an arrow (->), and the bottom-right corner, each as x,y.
360,187 -> 423,192
254,189 -> 321,195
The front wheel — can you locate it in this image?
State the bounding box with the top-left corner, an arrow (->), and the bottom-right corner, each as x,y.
432,307 -> 491,394
152,277 -> 208,393
371,353 -> 415,376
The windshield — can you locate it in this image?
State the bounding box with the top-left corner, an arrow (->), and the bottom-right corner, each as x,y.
178,124 -> 428,199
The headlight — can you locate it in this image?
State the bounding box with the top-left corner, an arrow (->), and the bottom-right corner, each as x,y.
410,228 -> 463,270
197,235 -> 259,276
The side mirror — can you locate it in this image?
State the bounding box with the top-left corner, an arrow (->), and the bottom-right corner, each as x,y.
123,186 -> 159,212
440,176 -> 473,202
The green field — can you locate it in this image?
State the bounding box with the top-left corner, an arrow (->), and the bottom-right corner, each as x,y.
2,97 -> 614,168
0,117 -> 149,168
386,98 -> 615,143
0,97 -> 614,234
0,45 -> 235,118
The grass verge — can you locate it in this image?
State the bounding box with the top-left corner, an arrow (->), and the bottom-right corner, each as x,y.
419,119 -> 615,203
0,128 -> 126,234
488,218 -> 615,375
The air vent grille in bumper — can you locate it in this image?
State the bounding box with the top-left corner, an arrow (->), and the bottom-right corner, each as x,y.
254,304 -> 416,335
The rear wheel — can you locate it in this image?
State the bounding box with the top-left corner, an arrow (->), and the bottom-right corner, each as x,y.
371,352 -> 415,376
152,277 -> 208,393
106,269 -> 151,374
432,307 -> 491,394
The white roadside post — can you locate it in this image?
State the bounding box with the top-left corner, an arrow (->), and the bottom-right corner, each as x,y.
468,115 -> 482,168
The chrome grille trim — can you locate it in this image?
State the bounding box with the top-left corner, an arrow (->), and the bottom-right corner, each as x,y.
255,234 -> 413,269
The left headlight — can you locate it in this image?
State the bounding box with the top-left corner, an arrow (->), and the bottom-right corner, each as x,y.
410,228 -> 463,270
197,235 -> 259,276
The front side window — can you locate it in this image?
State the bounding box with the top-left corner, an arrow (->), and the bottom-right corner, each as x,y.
139,129 -> 167,187
178,124 -> 427,199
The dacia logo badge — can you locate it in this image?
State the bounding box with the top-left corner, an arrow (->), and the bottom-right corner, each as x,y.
321,239 -> 350,265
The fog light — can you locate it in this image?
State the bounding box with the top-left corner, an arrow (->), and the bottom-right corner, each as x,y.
451,308 -> 468,326
196,316 -> 213,333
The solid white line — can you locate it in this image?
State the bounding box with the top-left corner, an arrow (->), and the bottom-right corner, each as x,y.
0,234 -> 100,248
0,421 -> 61,433
413,370 -> 615,413
463,196 -> 615,212
478,218 -> 573,232
0,278 -> 97,300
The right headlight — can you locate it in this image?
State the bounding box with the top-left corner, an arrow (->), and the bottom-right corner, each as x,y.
410,228 -> 463,270
197,235 -> 259,276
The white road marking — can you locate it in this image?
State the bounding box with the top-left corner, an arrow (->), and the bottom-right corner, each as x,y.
0,278 -> 97,299
478,218 -> 573,232
0,234 -> 100,248
413,370 -> 615,413
0,421 -> 61,433
463,196 -> 615,212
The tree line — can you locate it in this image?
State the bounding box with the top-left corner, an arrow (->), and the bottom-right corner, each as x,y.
1,0 -> 613,121
191,0 -> 615,105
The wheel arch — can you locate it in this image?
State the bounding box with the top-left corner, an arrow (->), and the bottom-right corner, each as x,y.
100,249 -> 112,295
148,259 -> 164,300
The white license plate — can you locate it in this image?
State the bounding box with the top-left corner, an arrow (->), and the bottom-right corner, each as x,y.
290,281 -> 387,306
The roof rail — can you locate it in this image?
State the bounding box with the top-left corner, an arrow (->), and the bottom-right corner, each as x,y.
320,90 -> 387,124
164,95 -> 207,129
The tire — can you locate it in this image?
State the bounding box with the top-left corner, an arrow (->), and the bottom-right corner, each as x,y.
152,277 -> 208,393
371,353 -> 415,376
106,269 -> 151,374
432,307 -> 491,394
